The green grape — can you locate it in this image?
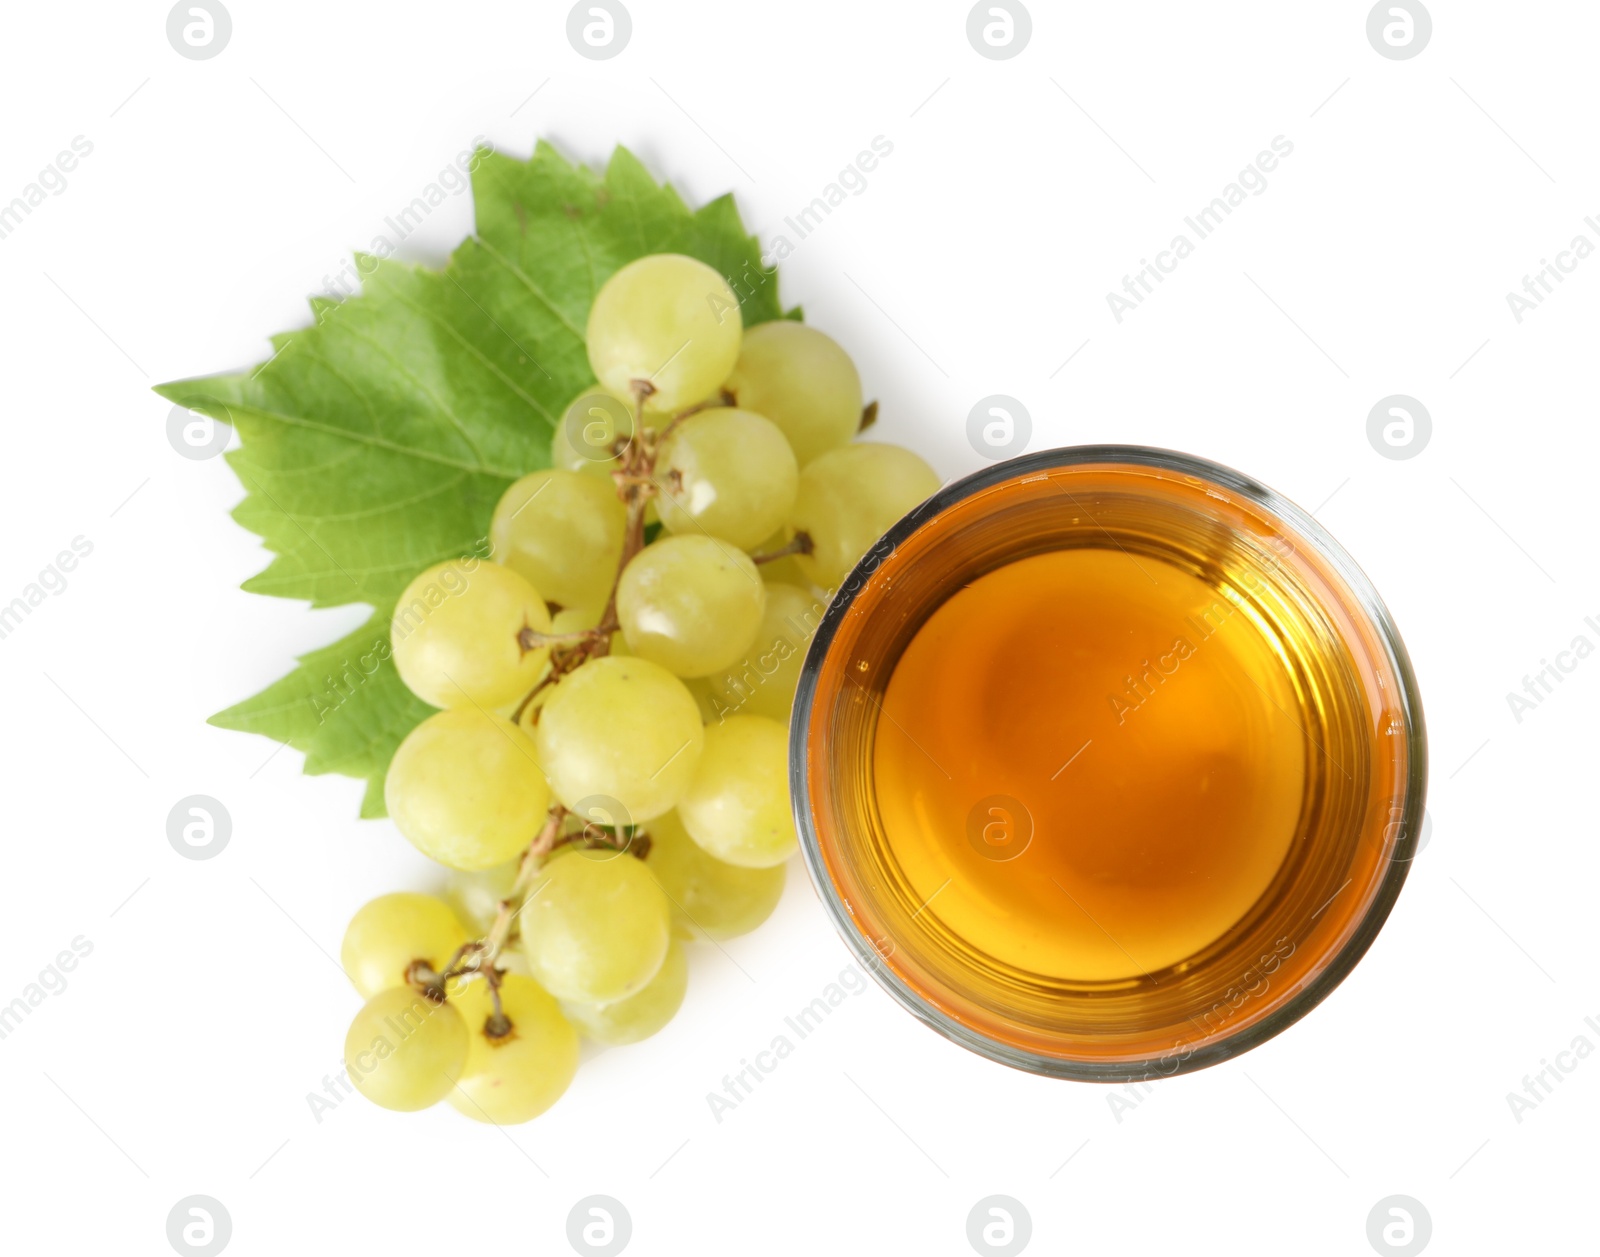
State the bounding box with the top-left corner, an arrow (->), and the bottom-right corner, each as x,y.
447,973 -> 579,1124
341,893 -> 469,998
646,810 -> 786,941
551,386 -> 636,478
535,655 -> 704,821
751,526 -> 814,590
513,601 -> 628,739
345,985 -> 468,1112
705,582 -> 819,722
443,862 -> 521,938
495,947 -> 535,979
677,715 -> 797,868
561,938 -> 687,1046
520,848 -> 670,1003
788,443 -> 941,590
491,470 -> 626,614
391,559 -> 551,709
617,535 -> 765,678
386,708 -> 551,870
723,320 -> 863,466
654,408 -> 798,549
586,253 -> 742,413
682,675 -> 721,725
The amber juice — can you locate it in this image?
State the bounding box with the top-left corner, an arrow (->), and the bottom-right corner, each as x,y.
795,451 -> 1425,1079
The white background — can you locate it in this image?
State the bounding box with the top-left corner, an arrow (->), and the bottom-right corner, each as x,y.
0,2 -> 1594,1254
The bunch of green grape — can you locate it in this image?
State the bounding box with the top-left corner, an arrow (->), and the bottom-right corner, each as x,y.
338,253 -> 940,1124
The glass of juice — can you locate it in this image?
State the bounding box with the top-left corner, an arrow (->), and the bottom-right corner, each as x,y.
790,446 -> 1426,1080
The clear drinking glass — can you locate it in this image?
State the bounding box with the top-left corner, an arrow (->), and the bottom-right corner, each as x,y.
790,446 -> 1426,1080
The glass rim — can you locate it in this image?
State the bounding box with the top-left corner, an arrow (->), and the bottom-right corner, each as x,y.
788,443 -> 1429,1082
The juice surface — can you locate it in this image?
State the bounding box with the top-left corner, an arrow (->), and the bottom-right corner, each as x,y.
873,547 -> 1306,982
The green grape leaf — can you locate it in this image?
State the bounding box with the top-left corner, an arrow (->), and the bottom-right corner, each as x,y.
157,142 -> 790,816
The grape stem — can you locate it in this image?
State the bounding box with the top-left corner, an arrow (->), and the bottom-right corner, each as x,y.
751,532 -> 813,565
464,390 -> 716,1020
516,626 -> 606,651
410,805 -> 571,1032
656,387 -> 733,445
508,389 -> 711,725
